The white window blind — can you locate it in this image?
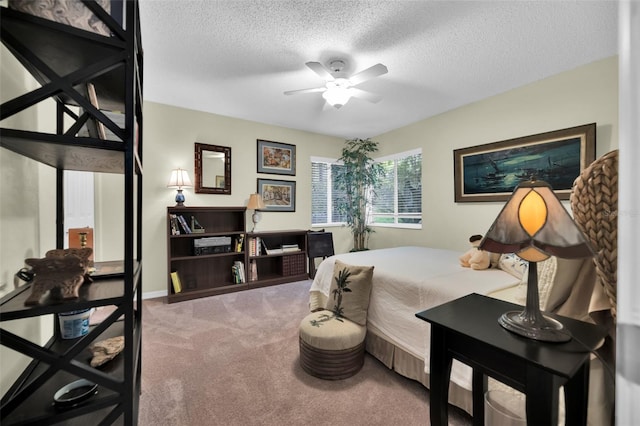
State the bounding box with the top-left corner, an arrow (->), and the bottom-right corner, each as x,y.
372,149 -> 422,227
311,157 -> 346,226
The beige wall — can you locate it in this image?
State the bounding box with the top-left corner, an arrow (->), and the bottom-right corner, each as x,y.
372,56 -> 618,252
141,103 -> 348,295
94,173 -> 125,261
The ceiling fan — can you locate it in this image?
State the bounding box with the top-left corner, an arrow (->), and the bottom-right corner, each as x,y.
284,59 -> 388,109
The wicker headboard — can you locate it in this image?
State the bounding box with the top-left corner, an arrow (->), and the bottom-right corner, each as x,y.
570,149 -> 619,319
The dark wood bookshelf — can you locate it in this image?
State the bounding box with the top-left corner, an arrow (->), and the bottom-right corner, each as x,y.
167,206 -> 247,303
246,230 -> 308,288
167,210 -> 310,302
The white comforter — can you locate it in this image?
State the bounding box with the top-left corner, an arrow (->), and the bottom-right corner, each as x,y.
309,246 -> 520,390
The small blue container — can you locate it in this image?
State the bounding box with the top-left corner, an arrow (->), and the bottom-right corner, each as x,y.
58,309 -> 91,339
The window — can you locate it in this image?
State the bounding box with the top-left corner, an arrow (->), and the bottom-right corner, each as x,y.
372,149 -> 422,228
311,150 -> 422,228
311,157 -> 347,226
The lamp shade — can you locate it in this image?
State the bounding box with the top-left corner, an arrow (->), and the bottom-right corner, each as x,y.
247,193 -> 265,210
479,179 -> 594,261
167,168 -> 193,189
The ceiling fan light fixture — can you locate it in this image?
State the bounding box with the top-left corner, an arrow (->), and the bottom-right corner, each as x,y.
285,60 -> 387,108
323,80 -> 352,108
322,87 -> 351,108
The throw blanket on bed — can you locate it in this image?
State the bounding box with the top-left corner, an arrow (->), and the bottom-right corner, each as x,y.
309,246 -> 521,390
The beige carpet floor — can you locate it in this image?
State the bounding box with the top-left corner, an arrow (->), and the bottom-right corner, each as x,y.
138,280 -> 473,426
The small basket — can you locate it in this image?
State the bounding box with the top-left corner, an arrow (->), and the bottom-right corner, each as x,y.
281,253 -> 306,276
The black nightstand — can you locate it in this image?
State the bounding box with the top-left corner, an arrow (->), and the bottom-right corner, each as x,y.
416,293 -> 607,426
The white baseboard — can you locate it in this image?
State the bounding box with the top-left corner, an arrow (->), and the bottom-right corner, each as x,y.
142,290 -> 167,300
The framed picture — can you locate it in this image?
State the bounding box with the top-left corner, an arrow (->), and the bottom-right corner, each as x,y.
453,123 -> 596,202
257,178 -> 296,212
257,139 -> 296,176
215,175 -> 225,188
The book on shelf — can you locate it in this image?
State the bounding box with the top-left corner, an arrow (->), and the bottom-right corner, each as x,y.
170,213 -> 189,234
191,216 -> 205,233
170,271 -> 182,293
235,235 -> 244,252
248,236 -> 263,256
169,214 -> 181,235
176,215 -> 192,233
231,264 -> 238,283
281,244 -> 300,252
249,260 -> 258,281
239,262 -> 246,282
232,261 -> 246,284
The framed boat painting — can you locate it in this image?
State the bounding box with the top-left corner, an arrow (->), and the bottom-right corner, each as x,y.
453,123 -> 596,202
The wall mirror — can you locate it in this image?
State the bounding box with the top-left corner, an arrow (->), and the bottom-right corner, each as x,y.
195,143 -> 231,194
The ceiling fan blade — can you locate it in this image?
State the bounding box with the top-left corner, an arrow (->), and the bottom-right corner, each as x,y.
284,87 -> 327,95
305,61 -> 335,81
349,63 -> 388,86
350,88 -> 382,103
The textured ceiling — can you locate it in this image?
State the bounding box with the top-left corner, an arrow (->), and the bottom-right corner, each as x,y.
139,1 -> 618,139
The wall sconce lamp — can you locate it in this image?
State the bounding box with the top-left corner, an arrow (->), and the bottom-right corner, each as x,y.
479,179 -> 594,342
167,168 -> 193,206
246,193 -> 265,232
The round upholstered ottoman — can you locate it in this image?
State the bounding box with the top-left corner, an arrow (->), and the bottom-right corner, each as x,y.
299,310 -> 366,380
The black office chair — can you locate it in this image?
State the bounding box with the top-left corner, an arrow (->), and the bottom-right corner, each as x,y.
306,230 -> 334,279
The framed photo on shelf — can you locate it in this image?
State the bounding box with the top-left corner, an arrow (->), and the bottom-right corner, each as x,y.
453,123 -> 596,202
257,178 -> 296,212
257,139 -> 296,175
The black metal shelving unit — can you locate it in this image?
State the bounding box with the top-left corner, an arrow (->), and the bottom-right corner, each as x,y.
0,1 -> 143,424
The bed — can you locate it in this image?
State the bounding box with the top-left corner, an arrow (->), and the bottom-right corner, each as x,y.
309,246 -> 613,424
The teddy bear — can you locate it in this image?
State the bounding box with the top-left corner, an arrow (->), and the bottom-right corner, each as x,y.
459,234 -> 490,270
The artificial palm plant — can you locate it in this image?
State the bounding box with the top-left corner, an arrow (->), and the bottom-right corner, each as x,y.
335,138 -> 384,251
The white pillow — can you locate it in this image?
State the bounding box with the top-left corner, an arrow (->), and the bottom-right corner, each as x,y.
498,253 -> 528,280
